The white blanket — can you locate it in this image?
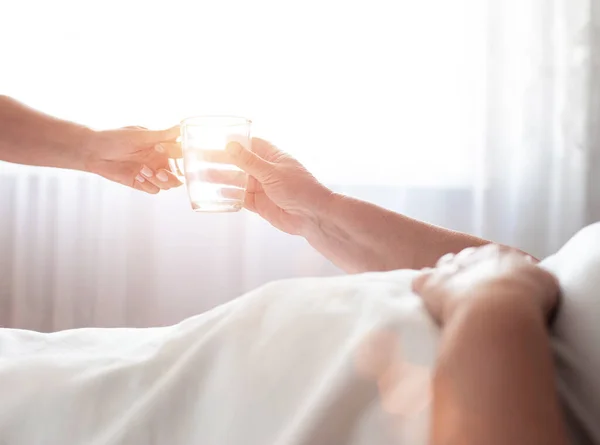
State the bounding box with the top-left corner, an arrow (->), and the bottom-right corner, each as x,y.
1,223 -> 599,445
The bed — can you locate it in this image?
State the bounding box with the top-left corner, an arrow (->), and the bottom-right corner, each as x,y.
0,223 -> 598,444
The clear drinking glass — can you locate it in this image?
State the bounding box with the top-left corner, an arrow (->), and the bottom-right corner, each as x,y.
170,116 -> 251,213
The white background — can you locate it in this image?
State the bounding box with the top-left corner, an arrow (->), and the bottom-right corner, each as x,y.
1,0 -> 484,186
1,0 -> 596,331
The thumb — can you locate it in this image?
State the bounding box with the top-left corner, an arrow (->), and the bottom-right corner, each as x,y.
134,126 -> 180,145
226,141 -> 274,182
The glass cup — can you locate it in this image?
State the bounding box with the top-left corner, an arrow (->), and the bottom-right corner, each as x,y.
170,116 -> 251,213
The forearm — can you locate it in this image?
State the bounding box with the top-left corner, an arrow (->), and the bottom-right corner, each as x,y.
0,95 -> 92,170
306,192 -> 490,273
431,295 -> 569,445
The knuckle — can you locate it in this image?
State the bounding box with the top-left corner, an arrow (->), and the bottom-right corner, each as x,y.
436,253 -> 455,266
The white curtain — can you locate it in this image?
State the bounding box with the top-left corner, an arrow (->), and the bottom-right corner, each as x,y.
478,0 -> 599,255
0,0 -> 598,331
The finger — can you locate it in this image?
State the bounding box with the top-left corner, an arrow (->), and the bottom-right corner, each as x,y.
133,148 -> 171,171
436,262 -> 460,277
139,166 -> 182,190
219,187 -> 246,202
251,137 -> 284,160
478,243 -> 504,255
134,174 -> 160,194
168,158 -> 185,177
225,141 -> 275,182
204,168 -> 248,188
135,126 -> 180,145
467,243 -> 504,264
453,247 -> 478,265
498,250 -> 535,269
155,141 -> 183,158
200,149 -> 234,164
243,187 -> 258,213
158,169 -> 184,188
436,253 -> 456,268
411,270 -> 433,294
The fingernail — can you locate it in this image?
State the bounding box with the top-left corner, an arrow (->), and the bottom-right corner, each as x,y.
156,171 -> 169,182
135,174 -> 146,183
155,144 -> 165,153
141,166 -> 153,177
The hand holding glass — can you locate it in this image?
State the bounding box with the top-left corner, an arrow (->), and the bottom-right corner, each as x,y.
170,116 -> 251,213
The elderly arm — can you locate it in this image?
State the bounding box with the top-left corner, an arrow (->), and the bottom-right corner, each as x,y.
226,138 -> 493,273
305,192 -> 490,272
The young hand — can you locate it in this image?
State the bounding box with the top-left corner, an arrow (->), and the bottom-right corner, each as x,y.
83,126 -> 183,194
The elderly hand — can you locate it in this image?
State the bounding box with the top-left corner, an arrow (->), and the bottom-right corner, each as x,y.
215,138 -> 333,235
412,244 -> 560,326
83,126 -> 183,194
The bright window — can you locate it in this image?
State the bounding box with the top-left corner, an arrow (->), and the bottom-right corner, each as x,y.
1,0 -> 486,186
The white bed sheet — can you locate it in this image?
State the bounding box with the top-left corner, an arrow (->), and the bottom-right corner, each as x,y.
0,223 -> 598,445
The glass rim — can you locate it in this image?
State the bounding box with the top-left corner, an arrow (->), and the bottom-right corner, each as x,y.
180,115 -> 252,127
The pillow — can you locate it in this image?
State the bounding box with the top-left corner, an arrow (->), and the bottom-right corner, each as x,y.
540,222 -> 600,445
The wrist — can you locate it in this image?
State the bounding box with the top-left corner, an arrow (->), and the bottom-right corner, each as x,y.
59,124 -> 95,172
298,186 -> 337,239
77,127 -> 101,173
443,287 -> 547,327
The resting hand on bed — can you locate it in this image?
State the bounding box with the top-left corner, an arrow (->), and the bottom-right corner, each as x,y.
412,245 -> 568,445
413,245 -> 558,325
